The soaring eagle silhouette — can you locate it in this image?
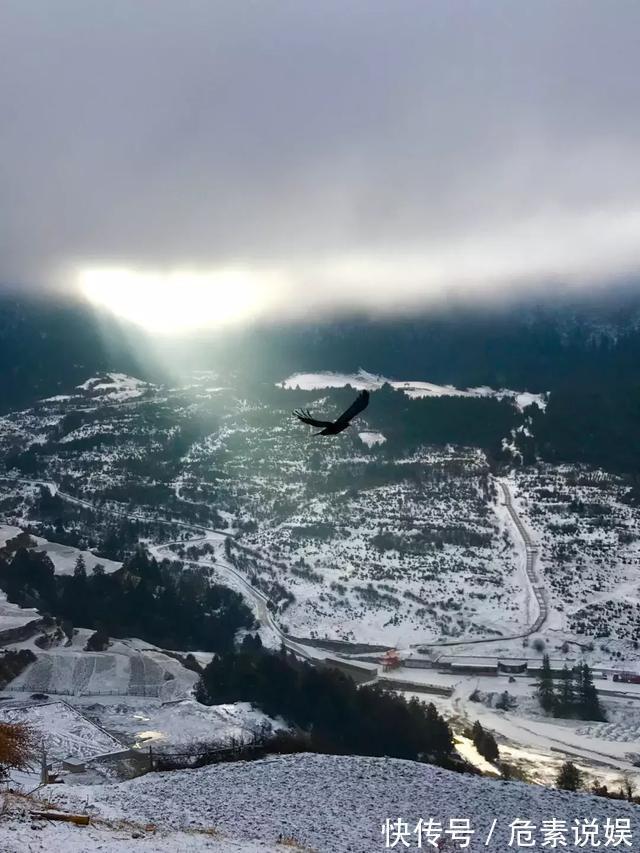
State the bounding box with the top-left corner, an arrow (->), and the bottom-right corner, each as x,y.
293,389 -> 370,436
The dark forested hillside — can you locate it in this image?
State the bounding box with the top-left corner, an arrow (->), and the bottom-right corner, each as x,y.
535,385 -> 640,474
197,638 -> 454,764
0,295 -> 140,412
0,546 -> 255,652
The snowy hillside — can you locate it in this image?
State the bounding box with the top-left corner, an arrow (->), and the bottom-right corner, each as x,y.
508,466 -> 640,659
31,753 -> 639,852
6,641 -> 198,701
0,523 -> 121,577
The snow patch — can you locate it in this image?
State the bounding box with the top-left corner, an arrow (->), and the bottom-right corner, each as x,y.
77,373 -> 151,402
278,369 -> 547,411
358,430 -> 386,447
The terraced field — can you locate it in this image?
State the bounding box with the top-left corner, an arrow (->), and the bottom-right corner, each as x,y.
0,700 -> 123,761
7,649 -> 196,699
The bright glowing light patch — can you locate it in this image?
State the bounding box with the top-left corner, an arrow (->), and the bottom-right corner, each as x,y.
78,266 -> 275,333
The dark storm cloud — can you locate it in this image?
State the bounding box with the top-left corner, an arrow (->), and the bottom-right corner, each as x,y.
2,1 -> 640,319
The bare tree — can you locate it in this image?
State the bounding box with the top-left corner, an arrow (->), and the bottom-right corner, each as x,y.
0,723 -> 38,780
618,771 -> 635,801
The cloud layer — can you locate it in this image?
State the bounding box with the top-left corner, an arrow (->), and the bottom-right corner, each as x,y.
2,1 -> 640,322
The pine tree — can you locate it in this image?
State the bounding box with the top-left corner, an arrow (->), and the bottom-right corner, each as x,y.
85,629 -> 109,652
557,761 -> 582,792
471,720 -> 484,744
482,730 -> 499,762
578,663 -> 605,722
618,772 -> 635,802
73,554 -> 87,579
573,663 -> 584,708
556,665 -> 575,717
471,721 -> 499,762
537,654 -> 556,713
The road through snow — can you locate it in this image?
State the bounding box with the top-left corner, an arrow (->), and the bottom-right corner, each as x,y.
0,476 -> 549,657
406,479 -> 548,652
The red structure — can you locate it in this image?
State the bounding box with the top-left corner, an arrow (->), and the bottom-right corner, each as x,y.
381,649 -> 401,671
613,671 -> 640,684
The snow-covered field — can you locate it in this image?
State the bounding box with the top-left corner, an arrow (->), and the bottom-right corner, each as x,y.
380,662 -> 640,789
77,373 -> 152,402
226,451 -> 528,647
34,753 -> 639,853
358,430 -> 386,447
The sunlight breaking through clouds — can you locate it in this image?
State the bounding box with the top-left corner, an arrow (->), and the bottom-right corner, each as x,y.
78,267 -> 286,333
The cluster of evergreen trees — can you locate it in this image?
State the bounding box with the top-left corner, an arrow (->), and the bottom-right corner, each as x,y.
556,761 -> 639,803
537,655 -> 605,721
470,720 -> 499,763
531,385 -> 640,475
196,636 -> 454,764
356,384 -> 521,456
556,761 -> 583,792
0,546 -> 254,652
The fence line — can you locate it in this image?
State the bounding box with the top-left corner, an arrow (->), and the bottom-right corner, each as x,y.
147,732 -> 273,770
1,685 -> 163,698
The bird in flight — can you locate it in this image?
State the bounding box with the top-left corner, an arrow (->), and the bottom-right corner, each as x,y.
293,389 -> 370,436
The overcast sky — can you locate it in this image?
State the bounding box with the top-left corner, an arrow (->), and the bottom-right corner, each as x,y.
2,1 -> 640,324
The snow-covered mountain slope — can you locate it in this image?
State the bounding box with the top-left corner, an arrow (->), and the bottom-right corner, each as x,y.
40,754 -> 638,853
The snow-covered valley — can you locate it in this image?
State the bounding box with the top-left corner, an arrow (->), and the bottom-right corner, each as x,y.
0,369 -> 639,824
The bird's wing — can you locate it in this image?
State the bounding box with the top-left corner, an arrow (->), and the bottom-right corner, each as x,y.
293,409 -> 333,428
333,389 -> 370,428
